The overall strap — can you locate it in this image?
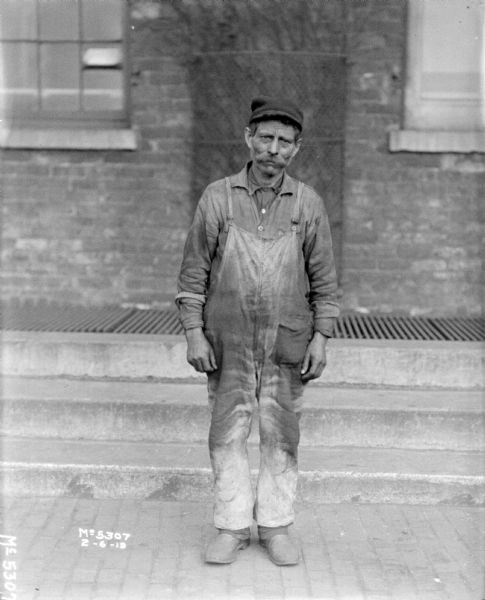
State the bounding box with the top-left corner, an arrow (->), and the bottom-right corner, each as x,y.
290,181 -> 304,226
224,177 -> 234,232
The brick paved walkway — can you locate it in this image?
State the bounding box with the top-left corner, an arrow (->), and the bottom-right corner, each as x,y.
1,497 -> 483,600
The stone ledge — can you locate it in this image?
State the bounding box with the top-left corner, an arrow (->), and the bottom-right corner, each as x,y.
0,128 -> 138,150
389,129 -> 485,153
2,331 -> 484,388
3,439 -> 484,503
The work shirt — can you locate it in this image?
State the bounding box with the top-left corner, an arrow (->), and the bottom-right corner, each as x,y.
247,164 -> 284,213
176,163 -> 340,337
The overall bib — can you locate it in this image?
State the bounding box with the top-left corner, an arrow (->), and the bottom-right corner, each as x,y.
203,178 -> 313,530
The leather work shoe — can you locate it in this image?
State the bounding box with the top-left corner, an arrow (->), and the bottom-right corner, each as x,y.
205,533 -> 250,564
259,534 -> 300,566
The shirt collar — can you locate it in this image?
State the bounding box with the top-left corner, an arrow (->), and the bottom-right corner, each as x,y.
229,162 -> 297,197
247,164 -> 284,195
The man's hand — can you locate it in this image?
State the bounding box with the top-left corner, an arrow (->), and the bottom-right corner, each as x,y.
301,331 -> 328,382
185,327 -> 218,373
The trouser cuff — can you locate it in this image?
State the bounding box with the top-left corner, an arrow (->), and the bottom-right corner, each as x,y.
258,525 -> 289,540
218,527 -> 251,540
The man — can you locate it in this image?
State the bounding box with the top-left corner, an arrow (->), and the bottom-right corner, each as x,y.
176,96 -> 339,566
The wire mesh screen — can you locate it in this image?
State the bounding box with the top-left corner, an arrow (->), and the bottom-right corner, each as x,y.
190,52 -> 346,274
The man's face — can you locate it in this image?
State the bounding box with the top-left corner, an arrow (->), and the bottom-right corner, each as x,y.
244,120 -> 301,179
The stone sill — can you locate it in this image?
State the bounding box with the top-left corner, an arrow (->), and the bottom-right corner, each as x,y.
0,128 -> 137,150
389,130 -> 485,153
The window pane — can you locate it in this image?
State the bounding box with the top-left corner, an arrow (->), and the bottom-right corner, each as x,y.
39,0 -> 79,41
422,0 -> 481,72
40,43 -> 80,111
83,69 -> 123,110
421,0 -> 481,98
421,72 -> 480,98
82,0 -> 122,41
0,0 -> 37,40
82,44 -> 122,68
0,42 -> 38,112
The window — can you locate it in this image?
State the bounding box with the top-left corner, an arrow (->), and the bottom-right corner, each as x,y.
390,0 -> 485,152
0,0 -> 136,149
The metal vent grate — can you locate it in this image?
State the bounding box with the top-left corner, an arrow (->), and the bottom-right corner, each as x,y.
0,303 -> 182,335
0,302 -> 484,341
332,313 -> 484,342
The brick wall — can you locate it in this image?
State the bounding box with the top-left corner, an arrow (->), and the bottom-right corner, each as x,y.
1,0 -> 484,316
340,0 -> 484,316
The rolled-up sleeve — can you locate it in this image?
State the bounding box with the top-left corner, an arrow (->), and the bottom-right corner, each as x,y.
302,189 -> 340,337
175,186 -> 221,331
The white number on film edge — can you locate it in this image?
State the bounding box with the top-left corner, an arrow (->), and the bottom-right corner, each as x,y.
0,536 -> 17,600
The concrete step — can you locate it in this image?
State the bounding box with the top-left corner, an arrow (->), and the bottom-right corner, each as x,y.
2,437 -> 484,505
2,377 -> 484,451
2,331 -> 484,388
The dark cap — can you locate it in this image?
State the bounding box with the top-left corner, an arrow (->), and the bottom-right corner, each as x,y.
249,95 -> 303,131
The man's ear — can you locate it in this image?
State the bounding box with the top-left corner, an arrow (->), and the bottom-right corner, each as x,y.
244,127 -> 252,149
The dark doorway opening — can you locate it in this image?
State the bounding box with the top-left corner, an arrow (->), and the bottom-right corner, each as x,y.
180,1 -> 347,277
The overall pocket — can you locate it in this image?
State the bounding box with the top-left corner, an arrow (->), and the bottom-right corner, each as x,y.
272,316 -> 313,365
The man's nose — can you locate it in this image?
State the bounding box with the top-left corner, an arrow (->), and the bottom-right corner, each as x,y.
268,139 -> 279,155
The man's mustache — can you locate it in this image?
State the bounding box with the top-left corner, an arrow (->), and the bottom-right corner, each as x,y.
258,156 -> 285,165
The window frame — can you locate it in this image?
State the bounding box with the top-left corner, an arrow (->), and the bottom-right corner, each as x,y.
0,0 -> 135,149
389,0 -> 485,153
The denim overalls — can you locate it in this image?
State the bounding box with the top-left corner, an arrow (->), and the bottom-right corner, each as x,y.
203,177 -> 313,530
